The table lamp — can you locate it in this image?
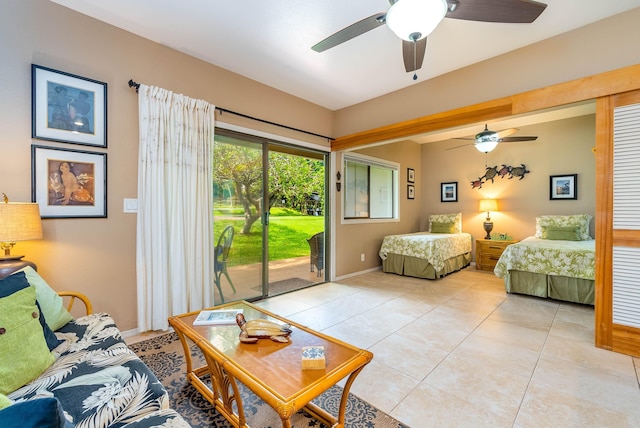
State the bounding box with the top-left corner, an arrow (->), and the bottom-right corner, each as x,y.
0,198 -> 43,276
479,199 -> 499,239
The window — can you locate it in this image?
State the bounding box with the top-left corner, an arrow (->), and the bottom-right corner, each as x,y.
343,154 -> 398,221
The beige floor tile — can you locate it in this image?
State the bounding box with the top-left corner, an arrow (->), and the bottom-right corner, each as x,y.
531,356 -> 640,416
345,359 -> 420,414
471,318 -> 549,353
391,382 -> 514,428
515,381 -> 640,428
369,333 -> 450,380
321,318 -> 392,349
425,350 -> 532,421
542,334 -> 635,378
394,315 -> 471,353
456,333 -> 541,377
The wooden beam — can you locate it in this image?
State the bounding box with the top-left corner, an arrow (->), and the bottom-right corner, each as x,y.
332,64 -> 640,152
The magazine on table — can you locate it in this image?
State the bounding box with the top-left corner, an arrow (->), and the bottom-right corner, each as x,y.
193,309 -> 243,325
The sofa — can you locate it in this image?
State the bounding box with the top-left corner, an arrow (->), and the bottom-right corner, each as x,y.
0,266 -> 190,428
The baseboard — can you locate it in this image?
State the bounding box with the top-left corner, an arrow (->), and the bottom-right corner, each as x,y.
334,266 -> 381,281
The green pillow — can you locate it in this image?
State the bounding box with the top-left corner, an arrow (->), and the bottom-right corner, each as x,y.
430,221 -> 456,233
16,267 -> 73,331
541,226 -> 580,241
0,274 -> 55,395
0,394 -> 11,410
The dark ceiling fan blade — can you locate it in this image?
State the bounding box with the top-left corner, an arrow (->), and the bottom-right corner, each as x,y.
500,136 -> 538,142
446,0 -> 547,23
312,12 -> 387,52
402,38 -> 427,72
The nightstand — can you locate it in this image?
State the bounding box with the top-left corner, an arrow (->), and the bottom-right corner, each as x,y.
475,239 -> 517,271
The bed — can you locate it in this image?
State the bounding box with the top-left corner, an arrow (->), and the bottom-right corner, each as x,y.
379,213 -> 472,279
493,214 -> 595,305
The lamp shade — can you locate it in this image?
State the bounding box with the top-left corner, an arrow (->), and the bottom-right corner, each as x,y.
386,0 -> 447,41
479,199 -> 499,213
0,202 -> 43,242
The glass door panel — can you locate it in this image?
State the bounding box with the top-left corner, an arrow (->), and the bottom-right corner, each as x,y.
212,134 -> 263,303
266,144 -> 326,297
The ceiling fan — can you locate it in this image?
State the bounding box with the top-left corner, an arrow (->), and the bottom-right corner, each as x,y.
448,124 -> 538,153
312,0 -> 547,79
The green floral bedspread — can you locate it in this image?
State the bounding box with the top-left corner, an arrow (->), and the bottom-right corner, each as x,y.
494,236 -> 595,280
379,232 -> 472,272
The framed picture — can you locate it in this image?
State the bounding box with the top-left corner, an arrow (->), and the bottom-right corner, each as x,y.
32,145 -> 107,218
550,174 -> 577,200
441,182 -> 458,202
32,64 -> 107,147
407,168 -> 415,183
407,184 -> 415,200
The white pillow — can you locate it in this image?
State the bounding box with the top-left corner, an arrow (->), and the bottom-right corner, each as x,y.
535,214 -> 592,240
429,213 -> 462,234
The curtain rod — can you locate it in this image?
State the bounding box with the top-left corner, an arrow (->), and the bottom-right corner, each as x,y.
128,79 -> 334,141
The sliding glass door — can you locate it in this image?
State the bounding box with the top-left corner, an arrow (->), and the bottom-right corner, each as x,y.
212,129 -> 327,303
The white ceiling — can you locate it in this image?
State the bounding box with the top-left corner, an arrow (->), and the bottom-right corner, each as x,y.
51,0 -> 640,111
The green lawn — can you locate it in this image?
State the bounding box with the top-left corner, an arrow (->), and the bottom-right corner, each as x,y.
214,207 -> 324,266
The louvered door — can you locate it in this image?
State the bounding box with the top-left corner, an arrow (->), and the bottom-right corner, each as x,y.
596,90 -> 640,357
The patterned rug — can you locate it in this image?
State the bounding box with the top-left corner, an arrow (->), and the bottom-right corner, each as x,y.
129,332 -> 409,428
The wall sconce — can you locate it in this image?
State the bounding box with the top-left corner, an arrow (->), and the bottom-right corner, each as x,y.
479,199 -> 499,239
336,171 -> 341,192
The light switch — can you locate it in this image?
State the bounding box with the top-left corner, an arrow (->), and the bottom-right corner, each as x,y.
123,198 -> 138,213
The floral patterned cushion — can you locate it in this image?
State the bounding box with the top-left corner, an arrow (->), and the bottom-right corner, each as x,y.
7,313 -> 170,428
535,214 -> 592,240
428,213 -> 462,233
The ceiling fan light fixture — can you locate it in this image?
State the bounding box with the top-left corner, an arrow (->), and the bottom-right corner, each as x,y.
475,139 -> 499,153
386,0 -> 448,42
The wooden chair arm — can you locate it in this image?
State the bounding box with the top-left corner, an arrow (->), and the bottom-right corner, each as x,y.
57,291 -> 93,316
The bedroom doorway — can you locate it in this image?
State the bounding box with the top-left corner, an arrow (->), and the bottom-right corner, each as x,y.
213,129 -> 328,303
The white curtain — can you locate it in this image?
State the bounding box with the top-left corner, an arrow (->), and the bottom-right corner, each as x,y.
136,84 -> 215,331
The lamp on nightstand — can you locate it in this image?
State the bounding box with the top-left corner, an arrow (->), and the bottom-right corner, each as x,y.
479,199 -> 499,240
0,198 -> 43,277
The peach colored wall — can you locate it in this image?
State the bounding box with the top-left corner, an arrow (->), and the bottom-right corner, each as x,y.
334,141 -> 422,277
421,115 -> 596,259
1,0 -> 332,331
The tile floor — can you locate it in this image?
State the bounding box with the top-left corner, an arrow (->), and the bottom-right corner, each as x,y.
129,267 -> 640,427
252,267 -> 640,427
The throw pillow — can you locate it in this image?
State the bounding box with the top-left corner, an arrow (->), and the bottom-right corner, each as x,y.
0,273 -> 56,395
535,214 -> 592,240
429,213 -> 462,233
430,221 -> 456,233
16,267 -> 73,331
0,394 -> 11,410
0,397 -> 74,428
541,226 -> 581,241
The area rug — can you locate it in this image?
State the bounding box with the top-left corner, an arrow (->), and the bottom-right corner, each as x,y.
129,332 -> 409,428
253,277 -> 315,296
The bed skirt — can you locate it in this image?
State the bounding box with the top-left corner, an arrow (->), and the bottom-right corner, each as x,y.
382,252 -> 471,279
504,270 -> 594,305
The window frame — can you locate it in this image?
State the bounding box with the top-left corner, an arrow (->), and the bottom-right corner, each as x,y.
341,153 -> 399,224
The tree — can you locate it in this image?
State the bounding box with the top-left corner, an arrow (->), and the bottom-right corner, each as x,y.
213,141 -> 324,234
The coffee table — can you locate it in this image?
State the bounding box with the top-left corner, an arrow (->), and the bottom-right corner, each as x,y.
168,300 -> 373,428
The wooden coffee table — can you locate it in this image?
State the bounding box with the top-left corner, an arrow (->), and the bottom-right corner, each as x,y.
168,300 -> 373,428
